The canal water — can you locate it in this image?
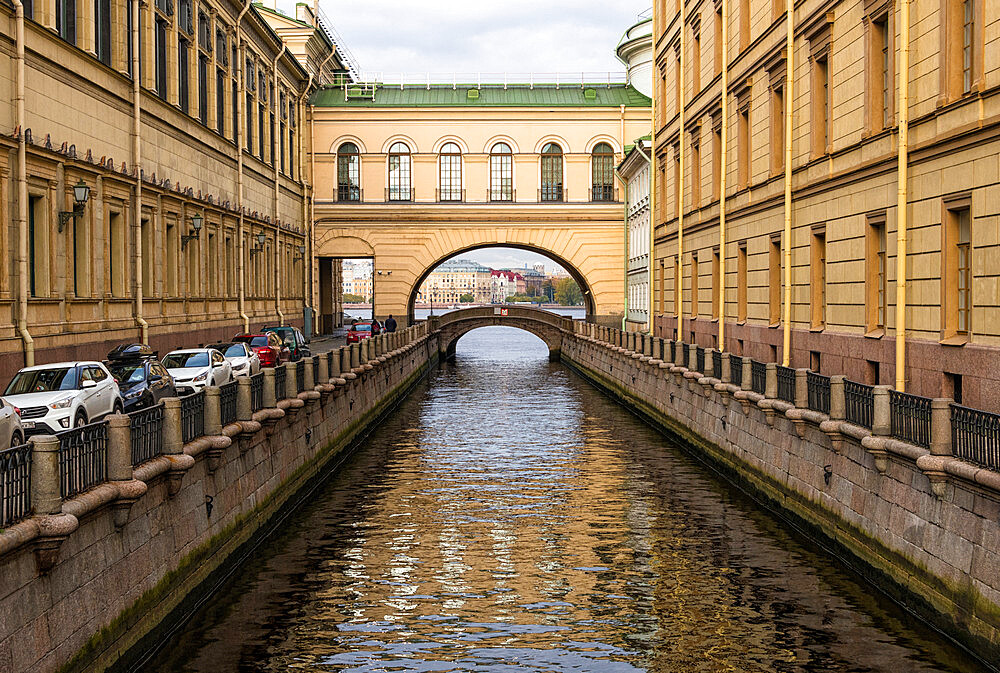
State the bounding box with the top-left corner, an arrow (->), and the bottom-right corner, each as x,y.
149,328 -> 984,673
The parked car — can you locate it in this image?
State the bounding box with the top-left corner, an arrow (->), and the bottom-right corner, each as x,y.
162,349 -> 233,396
262,326 -> 311,361
208,342 -> 261,378
2,361 -> 122,435
346,321 -> 383,344
233,332 -> 289,368
106,344 -> 176,412
0,398 -> 24,447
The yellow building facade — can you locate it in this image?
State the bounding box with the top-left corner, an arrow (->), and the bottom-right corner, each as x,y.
308,80 -> 651,327
652,0 -> 1000,411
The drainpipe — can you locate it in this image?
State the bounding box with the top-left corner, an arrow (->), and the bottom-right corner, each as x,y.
895,0 -> 910,390
676,1 -> 686,328
299,72 -> 313,327
617,166 -> 628,331
272,43 -> 286,327
13,0 -> 33,366
718,0 -> 729,352
132,0 -> 148,343
236,0 -> 251,332
781,1 -> 793,366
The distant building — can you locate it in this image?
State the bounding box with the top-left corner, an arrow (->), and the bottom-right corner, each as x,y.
504,265 -> 546,294
417,259 -> 492,305
490,270 -> 522,303
620,137 -> 651,328
342,261 -> 373,302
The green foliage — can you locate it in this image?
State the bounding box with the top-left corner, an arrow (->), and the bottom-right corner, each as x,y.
342,293 -> 367,304
554,278 -> 584,306
459,293 -> 475,303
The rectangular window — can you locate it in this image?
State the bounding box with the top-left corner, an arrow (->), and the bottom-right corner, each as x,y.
178,38 -> 190,114
155,18 -> 168,100
269,112 -> 275,165
258,103 -> 265,161
711,248 -> 720,319
962,0 -> 974,94
246,93 -> 254,154
675,51 -> 682,116
208,231 -> 218,293
690,136 -> 701,206
73,210 -> 88,296
225,235 -> 234,296
866,215 -> 887,332
812,55 -> 830,155
770,85 -> 784,174
869,14 -> 892,130
692,27 -> 701,93
28,196 -> 48,297
280,122 -> 286,173
232,79 -> 239,144
737,242 -> 748,322
712,120 -> 722,201
56,0 -> 76,44
773,0 -> 786,20
95,0 -> 112,65
674,256 -> 681,315
944,203 -> 972,338
691,252 -> 699,317
769,236 -> 781,324
109,211 -> 126,297
165,221 -> 178,297
216,68 -> 226,135
811,228 -> 826,329
198,54 -> 208,125
739,0 -> 750,50
674,147 -> 681,217
23,0 -> 32,19
714,5 -> 723,76
141,217 -> 153,296
738,103 -> 750,189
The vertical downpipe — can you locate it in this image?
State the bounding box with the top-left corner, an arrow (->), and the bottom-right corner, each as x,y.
781,1 -> 794,366
236,0 -> 251,332
895,0 -> 910,390
718,0 -> 729,351
619,167 -> 628,331
272,45 -> 286,327
649,21 -> 657,338
676,2 -> 686,328
300,73 -> 314,324
13,0 -> 33,366
132,0 -> 148,344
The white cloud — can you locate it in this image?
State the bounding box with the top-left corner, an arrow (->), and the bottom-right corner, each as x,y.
285,0 -> 651,76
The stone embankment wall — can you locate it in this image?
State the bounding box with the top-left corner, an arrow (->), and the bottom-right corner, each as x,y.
0,326 -> 437,673
563,325 -> 1000,665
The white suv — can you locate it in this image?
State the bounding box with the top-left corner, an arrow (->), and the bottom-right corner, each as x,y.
2,361 -> 123,435
162,348 -> 233,395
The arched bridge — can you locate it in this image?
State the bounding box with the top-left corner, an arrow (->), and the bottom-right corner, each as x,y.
429,306 -> 576,362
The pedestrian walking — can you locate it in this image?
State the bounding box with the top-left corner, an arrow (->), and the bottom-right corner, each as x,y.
384,315 -> 397,333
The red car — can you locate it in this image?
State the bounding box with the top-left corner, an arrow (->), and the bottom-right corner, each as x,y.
233,332 -> 289,368
346,321 -> 383,344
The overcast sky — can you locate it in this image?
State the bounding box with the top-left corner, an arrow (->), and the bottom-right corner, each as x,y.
287,1 -> 651,76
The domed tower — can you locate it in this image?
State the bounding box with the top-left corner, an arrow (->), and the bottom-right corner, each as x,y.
616,9 -> 653,98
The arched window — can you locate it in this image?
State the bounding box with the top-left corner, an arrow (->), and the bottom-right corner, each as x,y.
490,142 -> 513,202
540,143 -> 563,202
337,142 -> 360,201
439,142 -> 463,202
592,142 -> 615,201
387,141 -> 412,201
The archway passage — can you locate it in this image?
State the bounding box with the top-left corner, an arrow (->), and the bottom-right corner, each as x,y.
432,306 -> 575,362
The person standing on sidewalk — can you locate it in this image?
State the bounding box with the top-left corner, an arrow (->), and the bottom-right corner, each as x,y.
385,315 -> 397,333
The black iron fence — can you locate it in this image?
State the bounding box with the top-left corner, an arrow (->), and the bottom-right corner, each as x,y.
311,357 -> 319,386
951,404 -> 1000,471
274,365 -> 287,400
295,360 -> 306,394
681,342 -> 690,368
890,389 -> 932,449
667,340 -> 675,363
730,355 -> 743,387
250,372 -> 264,412
845,380 -> 874,429
58,422 -> 108,498
776,365 -> 795,404
712,351 -> 722,380
695,346 -> 705,374
181,391 -> 205,444
220,380 -> 238,426
751,360 -> 766,394
129,404 -> 163,466
0,442 -> 31,527
807,372 -> 831,414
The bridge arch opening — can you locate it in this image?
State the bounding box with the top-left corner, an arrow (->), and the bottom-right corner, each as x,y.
432,306 -> 574,363
407,244 -> 595,324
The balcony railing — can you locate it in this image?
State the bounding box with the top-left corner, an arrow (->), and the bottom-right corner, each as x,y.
591,185 -> 617,202
807,372 -> 831,414
845,380 -> 874,429
776,365 -> 795,404
58,422 -> 108,498
0,442 -> 31,528
386,187 -> 415,202
181,391 -> 205,445
951,404 -> 1000,471
336,186 -> 362,202
539,186 -> 564,202
890,389 -> 932,449
129,404 -> 164,466
488,188 -> 516,202
436,188 -> 466,202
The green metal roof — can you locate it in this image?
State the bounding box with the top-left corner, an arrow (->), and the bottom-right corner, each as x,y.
311,83 -> 651,108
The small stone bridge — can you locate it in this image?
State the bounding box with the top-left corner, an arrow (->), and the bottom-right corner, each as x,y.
430,306 -> 576,361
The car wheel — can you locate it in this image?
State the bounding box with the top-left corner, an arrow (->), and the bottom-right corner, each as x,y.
113,401 -> 124,415
74,410 -> 88,429
10,431 -> 22,448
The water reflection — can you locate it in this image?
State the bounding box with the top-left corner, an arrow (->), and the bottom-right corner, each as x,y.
149,328 -> 981,673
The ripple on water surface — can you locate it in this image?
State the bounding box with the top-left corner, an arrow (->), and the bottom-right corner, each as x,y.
148,327 -> 984,673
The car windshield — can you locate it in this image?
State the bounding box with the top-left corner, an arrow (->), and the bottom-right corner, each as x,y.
162,352 -> 209,368
210,344 -> 246,358
108,364 -> 147,384
235,335 -> 270,347
352,324 -> 372,332
4,367 -> 79,395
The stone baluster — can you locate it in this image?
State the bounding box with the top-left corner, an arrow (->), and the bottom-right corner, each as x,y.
163,397 -> 183,454
304,357 -> 315,390
829,376 -> 845,421
872,385 -> 891,436
795,369 -> 809,408
741,357 -> 752,391
237,377 -> 252,421
317,352 -> 329,382
351,343 -> 361,369
204,386 -> 222,436
263,369 -> 277,408
674,340 -> 684,367
720,353 -> 731,384
765,363 -> 778,400
284,362 -> 297,399
930,398 -> 954,456
30,435 -> 62,516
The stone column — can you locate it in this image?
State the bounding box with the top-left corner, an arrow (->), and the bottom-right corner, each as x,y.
765,363 -> 778,400
30,435 -> 62,516
106,414 -> 132,482
645,335 -> 653,356
350,343 -> 360,369
340,346 -> 351,374
674,340 -> 684,366
720,353 -> 731,384
163,397 -> 183,454
794,369 -> 809,408
237,377 -> 252,421
829,375 -> 846,421
284,362 -> 297,399
872,385 -> 891,436
741,357 -> 752,391
304,357 -> 315,390
263,369 -> 277,408
317,352 -> 329,382
930,398 -> 954,456
204,386 -> 222,436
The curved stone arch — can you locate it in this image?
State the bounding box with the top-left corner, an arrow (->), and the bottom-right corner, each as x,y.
432,135 -> 471,154
380,134 -> 419,154
585,134 -> 622,155
328,134 -> 368,155
533,134 -> 572,155
434,307 -> 573,362
405,242 -> 596,323
482,134 -> 521,155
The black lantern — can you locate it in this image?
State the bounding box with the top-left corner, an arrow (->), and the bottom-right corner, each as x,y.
181,213 -> 204,249
58,179 -> 90,232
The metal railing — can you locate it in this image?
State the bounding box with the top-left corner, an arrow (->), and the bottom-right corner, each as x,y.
220,380 -> 238,426
695,347 -> 705,375
274,365 -> 287,400
667,340 -> 675,363
712,350 -> 722,380
730,355 -> 743,387
129,404 -> 163,466
311,357 -> 320,386
890,389 -> 931,449
181,391 -> 205,444
58,422 -> 108,498
751,360 -> 766,395
681,342 -> 690,368
250,372 -> 264,412
0,443 -> 31,527
776,365 -> 795,404
807,372 -> 831,414
951,404 -> 1000,471
845,380 -> 874,429
295,360 -> 306,394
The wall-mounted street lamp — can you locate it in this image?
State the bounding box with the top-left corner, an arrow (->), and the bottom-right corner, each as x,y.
180,214 -> 203,249
294,244 -> 306,262
376,270 -> 392,276
250,232 -> 267,256
58,179 -> 91,232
